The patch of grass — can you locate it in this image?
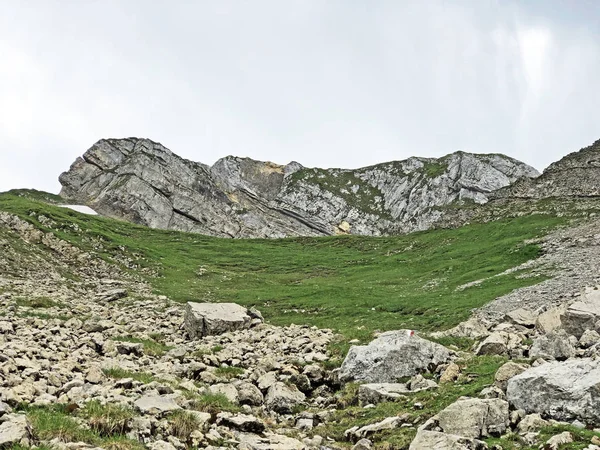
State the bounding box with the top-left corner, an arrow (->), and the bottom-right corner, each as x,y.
15,296 -> 61,309
214,366 -> 245,379
79,400 -> 135,436
100,436 -> 146,450
102,367 -> 155,384
189,393 -> 239,414
111,336 -> 172,356
26,405 -> 97,443
211,345 -> 224,353
0,193 -> 569,343
168,410 -> 201,441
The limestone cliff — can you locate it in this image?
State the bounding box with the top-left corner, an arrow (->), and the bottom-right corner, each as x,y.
59,138 -> 540,238
491,138 -> 600,200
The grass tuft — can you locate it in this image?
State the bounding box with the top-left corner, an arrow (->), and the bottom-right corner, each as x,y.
79,400 -> 135,436
168,410 -> 201,441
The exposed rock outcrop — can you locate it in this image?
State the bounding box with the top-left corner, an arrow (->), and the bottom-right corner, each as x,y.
492,138 -> 600,200
339,330 -> 452,383
59,138 -> 539,238
506,358 -> 600,426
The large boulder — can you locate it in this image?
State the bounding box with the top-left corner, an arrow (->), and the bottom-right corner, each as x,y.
529,330 -> 576,361
561,289 -> 600,338
0,414 -> 31,448
264,382 -> 306,414
339,330 -> 451,383
184,302 -> 261,338
434,398 -> 509,439
409,430 -> 487,450
475,331 -> 521,356
506,358 -> 600,425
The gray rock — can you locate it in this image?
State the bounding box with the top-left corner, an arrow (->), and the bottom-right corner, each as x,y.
475,331 -> 521,356
580,329 -> 600,348
546,431 -> 573,449
352,439 -> 373,450
358,383 -> 410,405
0,414 -> 31,447
529,330 -> 576,361
208,383 -> 239,404
347,416 -> 403,439
507,358 -> 600,425
494,362 -> 528,391
236,382 -> 264,406
409,430 -> 487,450
184,302 -> 258,338
517,413 -> 549,433
216,412 -> 265,433
134,395 -> 181,414
435,398 -> 509,438
505,308 -> 536,328
264,382 -> 305,414
562,289 -> 600,338
339,330 -> 451,383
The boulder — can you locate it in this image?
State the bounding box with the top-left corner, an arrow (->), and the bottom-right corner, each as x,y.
561,289 -> 600,338
546,431 -> 573,449
134,395 -> 181,415
580,329 -> 600,348
494,362 -> 528,391
440,363 -> 461,384
0,414 -> 31,447
217,412 -> 265,433
536,305 -> 567,334
409,430 -> 487,450
475,331 -> 521,356
184,302 -> 260,338
507,358 -> 600,425
346,416 -> 403,440
505,308 -> 536,328
208,383 -> 239,404
529,330 -> 576,361
264,382 -> 305,414
236,382 -> 264,406
517,413 -> 549,433
434,398 -> 509,438
430,318 -> 490,340
339,330 -> 451,383
358,383 -> 410,405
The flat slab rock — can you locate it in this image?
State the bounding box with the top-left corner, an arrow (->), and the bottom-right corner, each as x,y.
184,302 -> 261,338
339,330 -> 451,383
134,395 -> 181,414
507,358 -> 600,426
409,430 -> 487,450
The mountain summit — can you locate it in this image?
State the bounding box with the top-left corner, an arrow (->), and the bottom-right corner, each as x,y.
59,138 -> 539,238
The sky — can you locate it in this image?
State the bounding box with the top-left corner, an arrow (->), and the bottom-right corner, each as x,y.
1,0 -> 600,194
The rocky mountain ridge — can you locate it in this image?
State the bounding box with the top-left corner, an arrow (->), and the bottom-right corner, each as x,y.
59,138 -> 539,238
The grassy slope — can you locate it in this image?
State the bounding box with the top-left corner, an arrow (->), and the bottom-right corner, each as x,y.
0,192 -> 566,343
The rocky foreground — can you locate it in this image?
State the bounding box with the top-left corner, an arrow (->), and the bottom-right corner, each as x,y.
3,209 -> 600,449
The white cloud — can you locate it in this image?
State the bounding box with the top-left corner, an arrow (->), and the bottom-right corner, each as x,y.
0,0 -> 599,193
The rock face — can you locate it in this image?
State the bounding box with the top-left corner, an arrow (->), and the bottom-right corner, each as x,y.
435,398 -> 510,439
506,358 -> 600,425
561,289 -> 600,338
492,138 -> 600,201
339,330 -> 451,383
184,302 -> 259,338
59,138 -> 539,238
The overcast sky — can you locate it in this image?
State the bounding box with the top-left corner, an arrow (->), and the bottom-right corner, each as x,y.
1,1 -> 599,194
